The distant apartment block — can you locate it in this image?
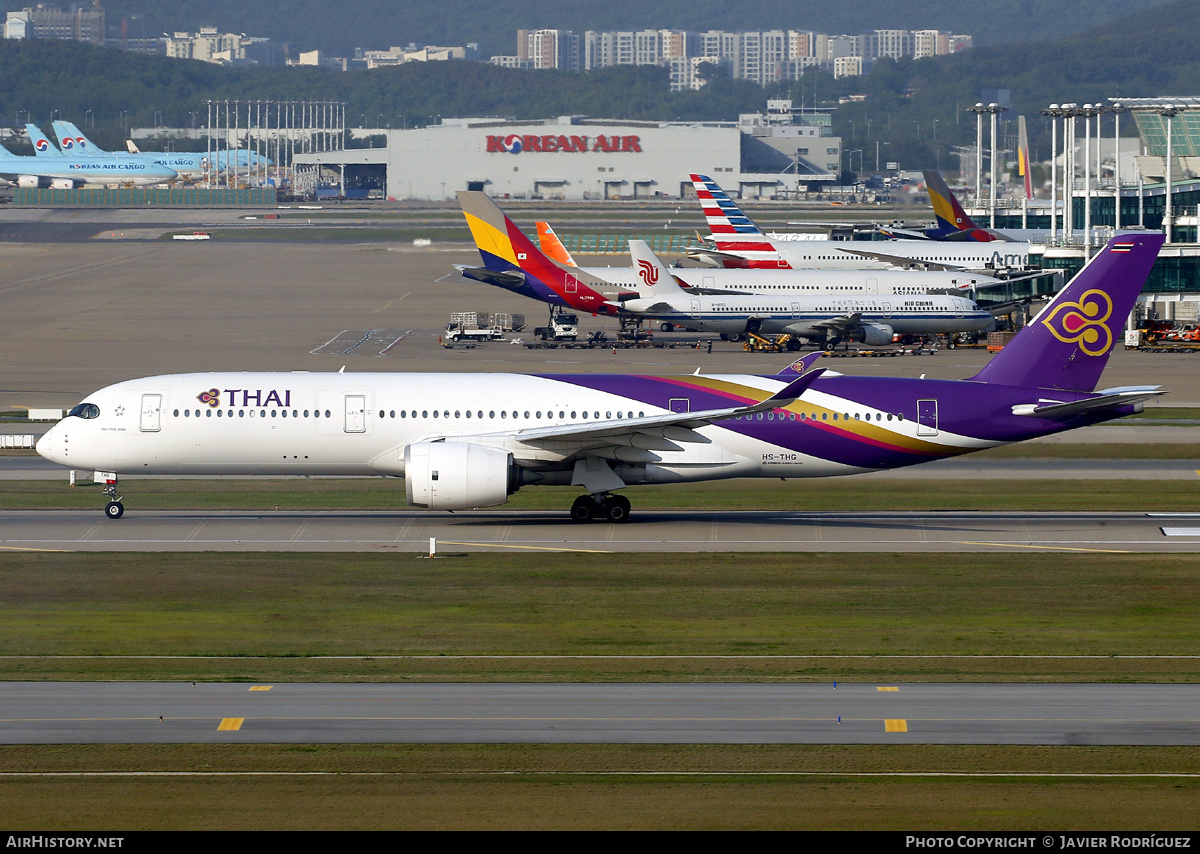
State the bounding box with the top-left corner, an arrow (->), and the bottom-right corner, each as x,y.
4,3 -> 105,44
498,26 -> 973,88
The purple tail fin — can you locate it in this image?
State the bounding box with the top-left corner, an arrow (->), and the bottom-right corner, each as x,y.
970,233 -> 1164,391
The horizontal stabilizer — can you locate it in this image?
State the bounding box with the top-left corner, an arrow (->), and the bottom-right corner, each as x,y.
1011,386 -> 1164,419
456,265 -> 526,289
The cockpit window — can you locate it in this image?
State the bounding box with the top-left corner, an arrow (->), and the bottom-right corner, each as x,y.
67,403 -> 100,419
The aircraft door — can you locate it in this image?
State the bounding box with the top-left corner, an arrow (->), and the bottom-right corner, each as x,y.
688,298 -> 701,319
916,399 -> 938,436
344,395 -> 366,433
669,398 -> 690,414
565,274 -> 579,295
139,394 -> 162,432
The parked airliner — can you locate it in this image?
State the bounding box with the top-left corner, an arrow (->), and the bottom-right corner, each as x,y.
688,174 -> 1033,270
621,240 -> 994,347
459,191 -> 997,346
38,234 -> 1164,523
52,120 -> 270,179
0,143 -> 177,188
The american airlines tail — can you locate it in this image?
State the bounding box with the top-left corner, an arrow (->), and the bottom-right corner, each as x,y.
689,173 -> 791,268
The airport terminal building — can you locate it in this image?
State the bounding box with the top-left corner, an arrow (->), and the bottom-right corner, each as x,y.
292,108 -> 842,201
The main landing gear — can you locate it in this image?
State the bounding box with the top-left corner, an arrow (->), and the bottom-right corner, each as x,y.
570,492 -> 631,523
102,483 -> 124,519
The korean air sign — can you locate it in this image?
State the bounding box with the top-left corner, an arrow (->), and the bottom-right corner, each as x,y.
486,133 -> 642,154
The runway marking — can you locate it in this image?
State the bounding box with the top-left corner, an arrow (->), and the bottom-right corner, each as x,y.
249,686 -> 272,692
960,542 -> 1133,554
6,771 -> 1200,778
885,719 -> 908,732
437,541 -> 611,554
371,292 -> 410,314
0,545 -> 68,552
877,687 -> 899,692
217,718 -> 244,731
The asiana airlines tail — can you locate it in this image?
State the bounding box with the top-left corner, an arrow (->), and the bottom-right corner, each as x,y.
38,233 -> 1165,523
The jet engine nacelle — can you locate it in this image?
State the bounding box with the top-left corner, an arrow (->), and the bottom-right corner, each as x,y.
49,178 -> 76,189
851,323 -> 895,346
404,441 -> 517,510
16,175 -> 41,188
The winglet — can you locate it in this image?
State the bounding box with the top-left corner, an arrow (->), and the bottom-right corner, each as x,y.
775,351 -> 823,378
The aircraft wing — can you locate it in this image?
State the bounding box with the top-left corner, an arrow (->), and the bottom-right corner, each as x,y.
684,245 -> 752,267
1011,386 -> 1165,419
834,247 -> 965,271
806,313 -> 863,334
444,370 -> 824,460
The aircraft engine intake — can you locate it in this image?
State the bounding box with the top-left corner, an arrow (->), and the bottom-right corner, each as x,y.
404,441 -> 517,510
852,323 -> 895,346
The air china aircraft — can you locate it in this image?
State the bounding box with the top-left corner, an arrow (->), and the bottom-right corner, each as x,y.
688,173 -> 1033,270
38,234 -> 1163,523
621,240 -> 994,347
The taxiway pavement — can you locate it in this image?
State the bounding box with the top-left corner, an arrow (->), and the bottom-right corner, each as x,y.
3,508 -> 1198,553
3,682 -> 1199,745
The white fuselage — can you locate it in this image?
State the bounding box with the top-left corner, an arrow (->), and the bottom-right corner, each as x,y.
580,266 -> 1001,296
703,240 -> 1033,271
36,371 -> 983,488
618,291 -> 993,338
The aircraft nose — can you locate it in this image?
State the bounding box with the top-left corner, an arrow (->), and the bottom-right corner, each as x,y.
36,425 -> 59,462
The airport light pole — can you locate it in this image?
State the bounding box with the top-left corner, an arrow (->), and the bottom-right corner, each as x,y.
1110,103 -> 1127,230
1158,105 -> 1179,242
1040,104 -> 1065,241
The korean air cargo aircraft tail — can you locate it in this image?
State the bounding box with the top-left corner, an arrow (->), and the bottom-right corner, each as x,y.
457,191 -> 621,316
971,233 -> 1164,394
51,120 -> 104,156
690,173 -> 791,268
26,124 -> 59,156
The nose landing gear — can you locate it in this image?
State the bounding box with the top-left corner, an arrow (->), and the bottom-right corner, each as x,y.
570,492 -> 631,523
102,481 -> 124,519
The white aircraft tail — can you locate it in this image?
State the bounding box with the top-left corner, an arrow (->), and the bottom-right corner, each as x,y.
627,240 -> 689,299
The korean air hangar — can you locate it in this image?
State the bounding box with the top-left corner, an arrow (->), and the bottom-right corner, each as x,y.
291,112 -> 843,201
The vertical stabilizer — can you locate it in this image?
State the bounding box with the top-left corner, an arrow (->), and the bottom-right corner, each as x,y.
970,234 -> 1164,391
536,222 -> 578,267
51,121 -> 104,156
690,173 -> 790,268
627,240 -> 689,299
1018,116 -> 1033,201
457,191 -> 619,316
26,124 -> 59,156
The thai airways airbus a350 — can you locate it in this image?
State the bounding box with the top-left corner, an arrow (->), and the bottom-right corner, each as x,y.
37,233 -> 1164,522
